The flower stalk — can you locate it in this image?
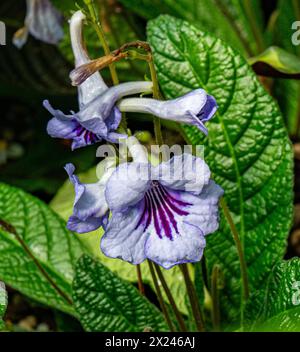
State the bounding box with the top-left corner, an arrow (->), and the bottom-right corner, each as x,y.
220,197 -> 249,328
211,264 -> 221,331
148,260 -> 176,332
136,264 -> 145,296
148,58 -> 164,147
180,263 -> 205,332
154,263 -> 188,332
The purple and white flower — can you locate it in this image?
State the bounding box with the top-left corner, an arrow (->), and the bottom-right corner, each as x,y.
66,137 -> 223,269
118,90 -> 217,135
13,0 -> 64,49
101,138 -> 223,269
44,10 -> 153,149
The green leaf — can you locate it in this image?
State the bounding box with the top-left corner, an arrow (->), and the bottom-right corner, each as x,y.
119,0 -> 264,56
253,258 -> 300,332
249,46 -> 300,79
0,183 -> 86,316
0,282 -> 7,330
73,255 -> 168,332
147,15 -> 293,327
50,166 -> 191,316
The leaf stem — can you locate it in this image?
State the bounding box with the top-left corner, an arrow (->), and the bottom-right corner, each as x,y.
211,264 -> 221,331
154,264 -> 188,332
136,264 -> 145,295
180,263 -> 205,332
148,261 -> 175,332
220,197 -> 249,329
220,198 -> 249,301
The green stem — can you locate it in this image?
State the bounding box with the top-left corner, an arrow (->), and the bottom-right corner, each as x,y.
180,264 -> 205,332
148,59 -> 164,147
148,261 -> 176,332
85,0 -> 119,85
293,0 -> 300,21
243,0 -> 265,53
220,197 -> 249,329
136,264 -> 145,295
211,265 -> 221,331
154,264 -> 188,332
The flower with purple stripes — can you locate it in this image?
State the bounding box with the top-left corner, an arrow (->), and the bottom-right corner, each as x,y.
118,89 -> 218,135
13,0 -> 64,49
43,10 -> 153,149
100,137 -> 223,269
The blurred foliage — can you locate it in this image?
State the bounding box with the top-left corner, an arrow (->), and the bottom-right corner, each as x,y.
249,46 -> 300,78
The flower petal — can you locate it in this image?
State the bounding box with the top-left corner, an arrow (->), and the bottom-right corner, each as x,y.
105,162 -> 151,211
143,181 -> 222,269
69,11 -> 108,106
101,200 -> 149,264
65,163 -> 109,224
153,153 -> 211,194
145,228 -> 206,270
44,100 -> 104,149
26,0 -> 64,45
182,180 -> 224,236
67,215 -> 103,234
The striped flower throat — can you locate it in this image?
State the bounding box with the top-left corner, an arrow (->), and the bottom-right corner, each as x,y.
137,181 -> 191,241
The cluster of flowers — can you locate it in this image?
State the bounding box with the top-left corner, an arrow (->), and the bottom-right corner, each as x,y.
29,5 -> 223,269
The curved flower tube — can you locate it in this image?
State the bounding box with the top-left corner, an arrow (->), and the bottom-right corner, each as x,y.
118,89 -> 217,135
65,157 -> 116,233
44,10 -> 153,149
13,0 -> 64,49
99,137 -> 223,269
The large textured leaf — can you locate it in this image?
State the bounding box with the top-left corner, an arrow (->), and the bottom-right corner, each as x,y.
73,255 -> 168,332
147,15 -> 293,327
50,167 -> 191,315
253,258 -> 300,332
0,282 -> 7,330
119,0 -> 264,56
0,183 -> 85,315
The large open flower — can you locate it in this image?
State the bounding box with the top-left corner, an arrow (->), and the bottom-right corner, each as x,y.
44,10 -> 153,149
100,137 -> 223,269
13,0 -> 64,49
